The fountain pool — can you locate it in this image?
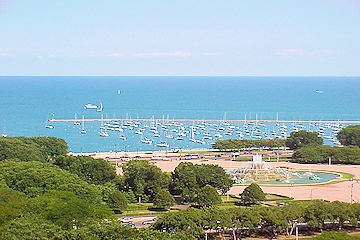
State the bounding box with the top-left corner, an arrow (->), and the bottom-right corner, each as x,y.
226,154 -> 341,185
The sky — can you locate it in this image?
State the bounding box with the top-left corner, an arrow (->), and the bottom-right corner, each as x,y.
0,0 -> 359,76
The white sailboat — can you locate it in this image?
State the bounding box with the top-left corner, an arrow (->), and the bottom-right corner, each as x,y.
2,121 -> 7,138
97,102 -> 103,112
80,116 -> 86,134
74,113 -> 80,125
45,117 -> 54,129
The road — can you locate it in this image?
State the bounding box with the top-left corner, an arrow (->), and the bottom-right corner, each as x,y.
119,215 -> 158,228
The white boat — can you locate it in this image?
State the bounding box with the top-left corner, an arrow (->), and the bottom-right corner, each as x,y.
96,102 -> 103,112
141,137 -> 152,144
119,135 -> 126,140
98,130 -> 109,137
84,103 -> 98,109
45,118 -> 54,129
80,116 -> 86,134
74,113 -> 80,125
156,142 -> 169,148
2,121 -> 7,137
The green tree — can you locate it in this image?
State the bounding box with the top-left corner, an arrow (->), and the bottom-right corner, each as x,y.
0,217 -> 65,240
172,162 -> 232,203
122,160 -> 170,202
286,130 -> 323,150
312,231 -> 359,240
196,164 -> 233,194
153,189 -> 175,210
337,125 -> 360,147
302,200 -> 331,231
0,137 -> 43,162
172,162 -> 198,202
30,136 -> 68,160
107,191 -> 128,211
26,190 -> 114,230
54,155 -> 117,185
0,188 -> 29,225
196,185 -> 222,207
240,182 -> 266,205
0,160 -> 102,203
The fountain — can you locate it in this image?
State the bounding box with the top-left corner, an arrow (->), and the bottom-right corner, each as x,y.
227,154 -> 290,182
226,154 -> 340,185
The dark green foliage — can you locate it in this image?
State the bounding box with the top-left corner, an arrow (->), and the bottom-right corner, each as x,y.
196,185 -> 222,207
337,125 -> 360,147
172,162 -> 232,203
25,190 -> 114,230
29,136 -> 68,159
54,155 -> 117,185
0,188 -> 29,225
212,139 -> 286,151
0,137 -> 43,162
122,160 -> 171,202
292,145 -> 360,164
312,231 -> 359,240
0,217 -> 65,240
153,189 -> 175,210
0,136 -> 68,162
286,130 -> 323,150
0,160 -> 102,203
240,182 -> 266,205
107,191 -> 128,210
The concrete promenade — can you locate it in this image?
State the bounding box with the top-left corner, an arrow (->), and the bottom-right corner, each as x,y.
50,117 -> 360,124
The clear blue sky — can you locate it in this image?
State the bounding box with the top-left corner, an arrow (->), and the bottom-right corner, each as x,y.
1,0 -> 359,76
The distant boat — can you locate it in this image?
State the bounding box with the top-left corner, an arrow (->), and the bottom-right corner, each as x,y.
45,118 -> 54,129
315,90 -> 324,93
141,137 -> 152,144
117,90 -> 121,95
2,121 -> 7,137
98,130 -> 109,137
80,116 -> 86,134
84,103 -> 98,109
97,102 -> 103,112
74,113 -> 80,125
156,142 -> 169,148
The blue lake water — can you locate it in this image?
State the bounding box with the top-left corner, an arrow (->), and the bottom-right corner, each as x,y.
0,76 -> 359,153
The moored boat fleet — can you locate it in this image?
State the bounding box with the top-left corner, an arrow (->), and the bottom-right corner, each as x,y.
56,115 -> 348,149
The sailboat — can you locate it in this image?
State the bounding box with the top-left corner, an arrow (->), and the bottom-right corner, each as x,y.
97,102 -> 103,112
80,116 -> 86,134
45,117 -> 54,129
2,121 -> 7,138
74,113 -> 80,125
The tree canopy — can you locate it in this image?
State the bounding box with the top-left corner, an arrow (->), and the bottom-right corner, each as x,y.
172,162 -> 232,203
285,130 -> 323,150
337,125 -> 360,147
54,155 -> 117,185
240,182 -> 266,205
153,189 -> 175,210
0,160 -> 102,203
122,160 -> 171,202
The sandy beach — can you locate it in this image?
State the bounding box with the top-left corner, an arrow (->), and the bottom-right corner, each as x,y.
84,151 -> 360,203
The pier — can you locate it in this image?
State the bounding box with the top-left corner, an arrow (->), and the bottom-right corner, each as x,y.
48,118 -> 360,124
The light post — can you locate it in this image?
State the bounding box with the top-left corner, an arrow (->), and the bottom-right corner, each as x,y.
310,188 -> 317,200
114,143 -> 118,158
350,180 -> 359,203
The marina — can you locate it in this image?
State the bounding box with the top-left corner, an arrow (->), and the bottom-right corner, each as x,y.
46,115 -> 357,153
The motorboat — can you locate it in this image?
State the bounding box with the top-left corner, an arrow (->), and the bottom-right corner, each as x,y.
156,142 -> 169,148
84,103 -> 98,109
